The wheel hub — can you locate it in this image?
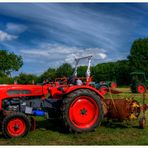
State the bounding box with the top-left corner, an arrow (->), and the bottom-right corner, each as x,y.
7,118 -> 26,136
137,85 -> 145,93
14,124 -> 19,131
80,108 -> 87,115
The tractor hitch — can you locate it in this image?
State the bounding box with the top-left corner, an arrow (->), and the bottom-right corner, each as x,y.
141,104 -> 148,111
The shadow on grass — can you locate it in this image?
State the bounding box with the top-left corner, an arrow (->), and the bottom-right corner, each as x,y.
0,118 -> 143,139
0,118 -> 68,139
102,120 -> 141,129
36,118 -> 142,133
36,119 -> 69,134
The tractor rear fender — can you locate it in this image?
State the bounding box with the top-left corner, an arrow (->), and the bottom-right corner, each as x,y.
64,85 -> 104,100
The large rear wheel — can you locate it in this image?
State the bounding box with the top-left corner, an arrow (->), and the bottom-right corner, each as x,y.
2,112 -> 31,138
61,89 -> 103,132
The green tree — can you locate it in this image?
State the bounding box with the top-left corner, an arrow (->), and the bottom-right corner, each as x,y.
56,63 -> 73,77
0,72 -> 14,84
93,62 -> 116,83
0,50 -> 23,75
77,66 -> 87,77
115,60 -> 131,85
15,73 -> 38,84
39,68 -> 56,82
128,38 -> 148,73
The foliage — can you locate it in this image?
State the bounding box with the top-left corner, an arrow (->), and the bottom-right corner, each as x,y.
77,66 -> 87,77
128,38 -> 148,73
0,72 -> 14,84
115,60 -> 132,85
93,62 -> 116,83
0,38 -> 148,86
56,63 -> 73,77
39,68 -> 56,82
0,50 -> 23,75
14,73 -> 38,84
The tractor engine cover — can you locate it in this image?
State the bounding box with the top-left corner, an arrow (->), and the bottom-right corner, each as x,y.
104,99 -> 141,121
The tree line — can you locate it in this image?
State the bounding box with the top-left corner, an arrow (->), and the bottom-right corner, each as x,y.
0,38 -> 148,86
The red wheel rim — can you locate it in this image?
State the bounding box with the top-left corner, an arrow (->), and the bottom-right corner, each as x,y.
137,85 -> 145,93
100,86 -> 108,95
7,118 -> 26,137
111,82 -> 117,88
69,96 -> 99,129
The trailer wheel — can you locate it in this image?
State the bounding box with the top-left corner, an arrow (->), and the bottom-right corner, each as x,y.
61,89 -> 103,133
137,84 -> 146,93
2,112 -> 30,138
139,117 -> 146,129
110,82 -> 117,89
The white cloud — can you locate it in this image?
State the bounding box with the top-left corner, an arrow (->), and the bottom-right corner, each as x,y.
0,4 -> 134,50
20,50 -> 49,57
64,47 -> 107,65
20,43 -> 108,68
0,4 -> 136,74
6,23 -> 27,34
0,30 -> 17,41
97,53 -> 107,59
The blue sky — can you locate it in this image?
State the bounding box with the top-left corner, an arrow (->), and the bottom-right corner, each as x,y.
0,3 -> 148,75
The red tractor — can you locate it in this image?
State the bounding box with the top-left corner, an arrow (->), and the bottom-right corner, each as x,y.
0,56 -> 146,138
0,56 -> 105,138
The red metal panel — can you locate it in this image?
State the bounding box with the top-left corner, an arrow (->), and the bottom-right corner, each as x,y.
64,85 -> 104,100
0,84 -> 45,109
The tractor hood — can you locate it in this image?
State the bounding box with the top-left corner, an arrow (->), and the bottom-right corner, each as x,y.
0,84 -> 44,99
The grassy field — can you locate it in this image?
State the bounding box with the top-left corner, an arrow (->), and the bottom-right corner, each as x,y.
1,87 -> 148,145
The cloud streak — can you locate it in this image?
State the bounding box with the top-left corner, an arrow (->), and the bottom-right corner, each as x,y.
0,30 -> 17,41
6,23 -> 27,34
20,43 -> 108,66
0,3 -> 135,49
0,3 -> 148,75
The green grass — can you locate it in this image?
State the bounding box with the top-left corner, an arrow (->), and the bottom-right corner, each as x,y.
1,87 -> 148,145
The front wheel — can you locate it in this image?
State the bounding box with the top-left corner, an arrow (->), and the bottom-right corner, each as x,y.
61,89 -> 103,133
2,112 -> 31,138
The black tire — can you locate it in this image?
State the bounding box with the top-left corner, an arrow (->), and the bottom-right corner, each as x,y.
131,87 -> 136,93
130,82 -> 137,93
2,112 -> 31,138
61,89 -> 103,133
